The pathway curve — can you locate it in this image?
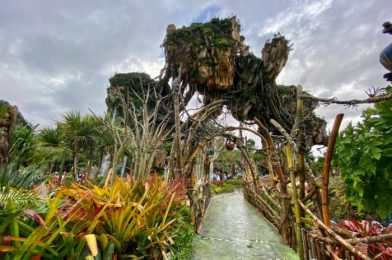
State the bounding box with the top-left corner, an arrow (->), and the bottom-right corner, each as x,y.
192,189 -> 298,260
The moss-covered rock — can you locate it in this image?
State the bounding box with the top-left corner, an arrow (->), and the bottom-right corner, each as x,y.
164,17 -> 241,90
105,17 -> 327,150
0,100 -> 29,165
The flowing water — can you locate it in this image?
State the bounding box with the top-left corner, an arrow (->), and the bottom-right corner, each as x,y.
192,189 -> 299,260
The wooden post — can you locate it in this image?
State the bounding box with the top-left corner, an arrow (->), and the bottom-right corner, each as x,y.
262,138 -> 276,183
321,113 -> 344,227
173,77 -> 183,178
299,200 -> 371,260
295,86 -> 306,217
254,117 -> 288,195
301,228 -> 309,260
310,237 -> 317,259
279,194 -> 291,245
287,145 -> 304,259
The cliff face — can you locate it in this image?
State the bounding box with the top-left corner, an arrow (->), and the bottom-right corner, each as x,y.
163,17 -> 241,91
161,18 -> 292,122
0,100 -> 28,165
105,72 -> 158,120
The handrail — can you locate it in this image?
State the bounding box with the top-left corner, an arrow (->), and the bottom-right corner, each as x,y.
298,200 -> 371,260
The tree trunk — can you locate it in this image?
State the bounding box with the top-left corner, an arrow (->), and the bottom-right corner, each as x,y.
173,79 -> 182,178
72,142 -> 78,181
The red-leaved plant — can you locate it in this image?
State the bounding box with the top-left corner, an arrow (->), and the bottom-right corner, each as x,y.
337,220 -> 392,259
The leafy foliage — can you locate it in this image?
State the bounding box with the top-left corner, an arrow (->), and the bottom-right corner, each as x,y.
9,125 -> 48,167
170,204 -> 193,259
226,178 -> 244,186
338,220 -> 392,259
328,175 -> 352,221
215,149 -> 241,174
0,100 -> 28,126
306,153 -> 324,177
211,181 -> 234,194
333,88 -> 392,218
0,177 -> 186,259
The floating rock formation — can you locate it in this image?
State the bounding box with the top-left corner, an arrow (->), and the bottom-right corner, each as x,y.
106,17 -> 327,149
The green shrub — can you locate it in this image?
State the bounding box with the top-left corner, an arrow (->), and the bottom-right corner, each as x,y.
211,183 -> 234,194
333,88 -> 392,218
171,204 -> 194,259
226,178 -> 244,186
329,175 -> 351,221
0,177 -> 185,259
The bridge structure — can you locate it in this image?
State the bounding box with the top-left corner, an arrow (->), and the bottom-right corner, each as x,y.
187,87 -> 391,260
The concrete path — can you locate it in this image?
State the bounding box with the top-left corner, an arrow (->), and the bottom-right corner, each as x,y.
192,189 -> 298,260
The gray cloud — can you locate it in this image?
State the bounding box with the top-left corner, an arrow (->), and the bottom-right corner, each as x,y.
0,0 -> 390,133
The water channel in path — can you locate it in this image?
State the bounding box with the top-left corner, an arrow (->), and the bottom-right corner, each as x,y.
192,189 -> 299,260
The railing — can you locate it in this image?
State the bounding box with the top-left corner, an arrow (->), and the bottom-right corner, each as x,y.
244,182 -> 391,260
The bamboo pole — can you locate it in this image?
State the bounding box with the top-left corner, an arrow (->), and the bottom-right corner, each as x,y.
326,244 -> 342,260
298,200 -> 371,260
259,188 -> 281,211
173,78 -> 183,178
255,193 -> 279,218
286,145 -> 304,259
310,237 -> 317,259
262,138 -> 277,183
270,118 -> 324,220
301,218 -> 359,238
280,194 -> 291,245
308,232 -> 335,244
291,221 -> 297,250
253,117 -> 292,244
316,240 -> 322,260
254,117 -> 288,195
302,188 -> 316,203
321,113 -> 344,227
301,228 -> 310,260
319,241 -> 327,260
346,233 -> 392,244
295,86 -> 306,218
345,251 -> 351,260
248,190 -> 280,227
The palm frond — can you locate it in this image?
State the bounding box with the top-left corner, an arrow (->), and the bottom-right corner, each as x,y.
0,164 -> 44,189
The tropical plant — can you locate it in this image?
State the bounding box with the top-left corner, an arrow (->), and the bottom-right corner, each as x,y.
338,220 -> 392,259
329,175 -> 351,221
226,178 -> 244,186
98,84 -> 173,182
58,111 -> 96,181
211,182 -> 234,194
333,87 -> 392,218
38,126 -> 72,181
306,153 -> 324,176
0,177 -> 185,259
0,166 -> 45,254
170,204 -> 193,259
9,125 -> 48,168
215,149 -> 242,174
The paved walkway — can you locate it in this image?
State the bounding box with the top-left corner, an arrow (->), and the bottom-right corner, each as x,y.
192,189 -> 298,260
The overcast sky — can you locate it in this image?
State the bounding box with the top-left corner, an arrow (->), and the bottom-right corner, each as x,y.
0,0 -> 390,133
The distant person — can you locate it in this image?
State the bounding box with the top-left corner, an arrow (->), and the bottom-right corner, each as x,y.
81,171 -> 88,181
380,21 -> 392,82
